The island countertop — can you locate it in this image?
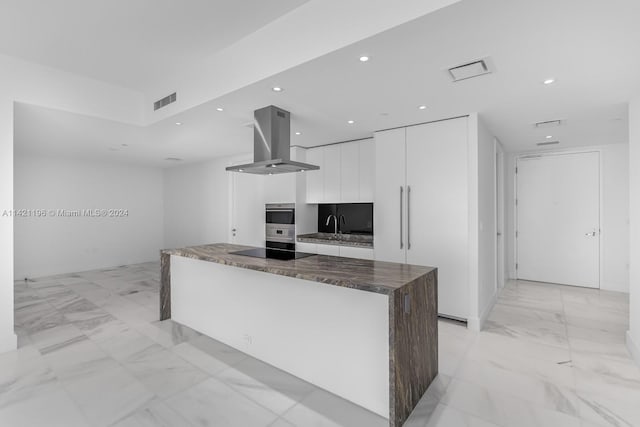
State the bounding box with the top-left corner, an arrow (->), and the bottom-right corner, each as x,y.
161,243 -> 434,295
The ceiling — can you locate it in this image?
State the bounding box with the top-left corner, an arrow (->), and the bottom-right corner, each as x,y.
0,0 -> 309,92
13,0 -> 639,165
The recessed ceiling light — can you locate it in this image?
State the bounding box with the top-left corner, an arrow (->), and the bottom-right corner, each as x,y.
543,78 -> 555,85
418,105 -> 427,110
175,122 -> 182,126
295,132 -> 301,135
216,107 -> 224,112
238,169 -> 244,172
272,87 -> 283,92
268,173 -> 273,176
270,164 -> 277,168
359,56 -> 370,62
347,120 -> 355,124
546,135 -> 553,139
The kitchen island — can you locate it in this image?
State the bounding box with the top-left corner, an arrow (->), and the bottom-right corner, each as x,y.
160,243 -> 437,427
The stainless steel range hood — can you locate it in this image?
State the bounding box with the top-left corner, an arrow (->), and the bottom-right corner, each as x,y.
226,105 -> 319,175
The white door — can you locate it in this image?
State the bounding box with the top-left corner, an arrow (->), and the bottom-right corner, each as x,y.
229,164 -> 265,247
406,118 -> 469,320
516,152 -> 600,288
373,128 -> 407,263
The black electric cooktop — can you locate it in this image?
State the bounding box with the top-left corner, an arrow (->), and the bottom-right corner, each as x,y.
230,248 -> 316,260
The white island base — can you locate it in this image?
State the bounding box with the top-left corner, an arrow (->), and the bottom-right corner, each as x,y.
171,255 -> 390,418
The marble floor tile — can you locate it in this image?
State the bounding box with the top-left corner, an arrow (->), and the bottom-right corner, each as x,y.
171,341 -> 233,375
442,378 -> 582,427
97,327 -> 157,362
187,334 -> 249,367
110,399 -> 193,427
61,365 -> 154,427
121,344 -> 209,398
8,265 -> 639,427
0,345 -> 58,409
166,377 -> 280,427
215,357 -> 316,415
281,388 -> 388,427
0,387 -> 88,427
403,375 -> 451,427
423,404 -> 502,427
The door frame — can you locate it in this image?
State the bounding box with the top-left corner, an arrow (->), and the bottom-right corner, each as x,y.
227,154 -> 253,243
514,148 -> 603,287
495,139 -> 505,289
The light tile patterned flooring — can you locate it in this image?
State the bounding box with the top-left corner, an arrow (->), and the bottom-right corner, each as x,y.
2,264 -> 639,427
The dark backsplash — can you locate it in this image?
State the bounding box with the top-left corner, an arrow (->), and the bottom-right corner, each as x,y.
318,203 -> 373,235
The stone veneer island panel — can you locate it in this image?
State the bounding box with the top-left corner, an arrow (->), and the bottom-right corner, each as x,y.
160,243 -> 437,427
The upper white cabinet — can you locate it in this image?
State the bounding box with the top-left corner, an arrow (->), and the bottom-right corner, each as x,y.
323,145 -> 341,202
359,140 -> 375,201
374,117 -> 470,320
305,139 -> 374,203
340,142 -> 359,201
305,147 -> 324,203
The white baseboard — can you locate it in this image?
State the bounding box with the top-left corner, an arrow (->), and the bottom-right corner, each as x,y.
0,331 -> 17,354
467,291 -> 498,332
627,331 -> 640,367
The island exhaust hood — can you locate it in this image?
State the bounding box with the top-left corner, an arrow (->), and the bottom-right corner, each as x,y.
226,105 -> 319,175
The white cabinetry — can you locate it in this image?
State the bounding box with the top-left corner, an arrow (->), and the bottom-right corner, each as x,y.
295,242 -> 318,254
305,139 -> 374,203
339,246 -> 374,260
316,243 -> 340,256
306,148 -> 324,203
340,142 -> 359,201
323,145 -> 341,202
374,117 -> 469,320
297,241 -> 374,259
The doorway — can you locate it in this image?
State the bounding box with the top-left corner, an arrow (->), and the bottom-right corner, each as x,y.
228,158 -> 265,247
516,151 -> 600,288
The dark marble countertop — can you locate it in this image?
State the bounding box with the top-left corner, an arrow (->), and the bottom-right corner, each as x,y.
297,232 -> 374,248
162,243 -> 433,295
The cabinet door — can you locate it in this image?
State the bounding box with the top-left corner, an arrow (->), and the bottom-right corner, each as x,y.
340,142 -> 360,202
373,128 -> 407,263
406,117 -> 469,319
295,242 -> 318,254
358,140 -> 375,202
339,246 -> 374,260
316,243 -> 340,256
305,147 -> 324,203
264,173 -> 295,204
323,145 -> 341,202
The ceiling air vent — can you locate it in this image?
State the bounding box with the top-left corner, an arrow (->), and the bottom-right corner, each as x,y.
154,92 -> 177,111
536,140 -> 560,146
164,157 -> 183,162
447,58 -> 493,82
534,119 -> 562,129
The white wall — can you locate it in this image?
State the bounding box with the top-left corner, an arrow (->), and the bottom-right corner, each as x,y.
476,116 -> 497,326
163,157 -> 232,249
628,97 -> 640,365
13,155 -> 163,279
505,144 -> 629,293
0,54 -> 145,353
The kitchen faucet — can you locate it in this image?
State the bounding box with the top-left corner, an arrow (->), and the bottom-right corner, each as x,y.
326,214 -> 338,235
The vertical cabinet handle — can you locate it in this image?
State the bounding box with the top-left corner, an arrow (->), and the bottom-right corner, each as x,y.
407,186 -> 411,250
400,186 -> 404,249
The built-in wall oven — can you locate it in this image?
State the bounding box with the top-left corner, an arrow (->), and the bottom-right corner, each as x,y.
265,203 -> 296,251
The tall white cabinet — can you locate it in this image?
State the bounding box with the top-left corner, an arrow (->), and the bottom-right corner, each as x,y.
374,117 -> 470,320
